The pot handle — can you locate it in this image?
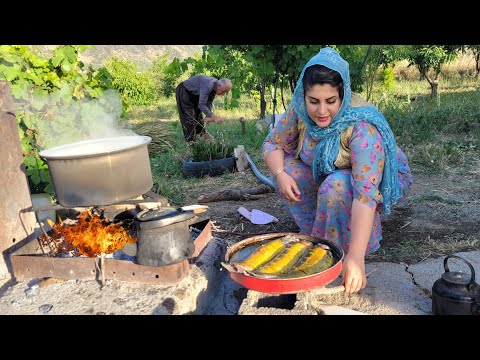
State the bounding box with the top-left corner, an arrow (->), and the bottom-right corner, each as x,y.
444,255 -> 476,287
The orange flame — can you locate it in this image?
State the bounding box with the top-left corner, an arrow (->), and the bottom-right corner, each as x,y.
41,211 -> 137,257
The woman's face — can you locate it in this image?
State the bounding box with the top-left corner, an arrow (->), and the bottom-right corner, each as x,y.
305,83 -> 342,128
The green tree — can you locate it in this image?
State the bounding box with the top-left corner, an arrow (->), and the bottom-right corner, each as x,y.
334,45 -> 372,93
470,45 -> 480,78
105,58 -> 157,109
149,51 -> 190,98
362,45 -> 410,101
406,45 -> 457,97
0,45 -> 113,195
178,46 -> 254,110
460,45 -> 480,78
195,45 -> 322,118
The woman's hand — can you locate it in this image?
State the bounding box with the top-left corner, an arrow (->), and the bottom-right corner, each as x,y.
341,252 -> 367,294
275,172 -> 301,202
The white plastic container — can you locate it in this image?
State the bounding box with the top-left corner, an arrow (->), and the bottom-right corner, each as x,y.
31,193 -> 56,224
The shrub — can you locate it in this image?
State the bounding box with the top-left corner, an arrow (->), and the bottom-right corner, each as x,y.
379,66 -> 395,92
106,58 -> 157,109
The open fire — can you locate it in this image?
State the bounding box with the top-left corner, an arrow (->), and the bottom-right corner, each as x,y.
11,192 -> 212,285
40,210 -> 137,258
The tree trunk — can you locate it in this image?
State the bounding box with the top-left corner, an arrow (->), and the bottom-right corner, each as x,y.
423,72 -> 439,98
475,52 -> 479,79
272,77 -> 278,119
365,64 -> 377,102
259,83 -> 266,119
430,81 -> 438,97
289,77 -> 296,93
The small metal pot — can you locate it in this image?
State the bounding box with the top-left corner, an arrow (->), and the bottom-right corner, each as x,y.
134,207 -> 196,267
39,136 -> 152,207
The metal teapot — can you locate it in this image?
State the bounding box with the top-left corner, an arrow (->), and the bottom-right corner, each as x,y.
432,255 -> 480,315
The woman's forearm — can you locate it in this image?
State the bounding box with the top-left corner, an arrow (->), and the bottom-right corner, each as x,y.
265,149 -> 285,174
349,199 -> 375,257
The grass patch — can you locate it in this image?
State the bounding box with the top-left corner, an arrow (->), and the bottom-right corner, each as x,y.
370,233 -> 479,263
413,195 -> 462,205
131,121 -> 177,156
367,81 -> 480,173
406,138 -> 477,170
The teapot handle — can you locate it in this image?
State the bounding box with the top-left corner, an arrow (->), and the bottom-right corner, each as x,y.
444,255 -> 476,287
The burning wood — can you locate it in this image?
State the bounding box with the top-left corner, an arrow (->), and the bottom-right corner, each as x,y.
40,210 -> 137,257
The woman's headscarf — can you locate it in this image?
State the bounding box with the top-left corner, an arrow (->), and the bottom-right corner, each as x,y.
291,47 -> 402,214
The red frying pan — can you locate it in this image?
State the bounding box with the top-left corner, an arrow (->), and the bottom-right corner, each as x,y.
224,233 -> 344,294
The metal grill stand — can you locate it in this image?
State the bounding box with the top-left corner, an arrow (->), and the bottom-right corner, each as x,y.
12,192 -> 212,285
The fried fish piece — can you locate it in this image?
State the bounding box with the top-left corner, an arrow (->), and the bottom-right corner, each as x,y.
223,238 -> 286,273
284,244 -> 335,278
255,241 -> 312,276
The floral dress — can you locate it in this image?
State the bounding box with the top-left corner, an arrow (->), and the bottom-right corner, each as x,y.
262,109 -> 413,255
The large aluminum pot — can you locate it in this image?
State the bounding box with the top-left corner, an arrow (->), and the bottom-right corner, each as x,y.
39,136 -> 153,207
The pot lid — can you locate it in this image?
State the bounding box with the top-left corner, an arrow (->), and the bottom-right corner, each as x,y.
135,207 -> 196,230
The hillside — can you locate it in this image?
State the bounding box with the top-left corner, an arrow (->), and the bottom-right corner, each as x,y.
32,45 -> 203,70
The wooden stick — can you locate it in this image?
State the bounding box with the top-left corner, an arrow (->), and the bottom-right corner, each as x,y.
101,253 -> 106,288
197,185 -> 273,203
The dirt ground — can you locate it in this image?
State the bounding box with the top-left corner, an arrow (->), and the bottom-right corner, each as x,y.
196,161 -> 480,265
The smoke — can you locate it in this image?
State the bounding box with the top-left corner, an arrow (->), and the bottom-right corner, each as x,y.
33,89 -> 138,150
78,90 -> 137,140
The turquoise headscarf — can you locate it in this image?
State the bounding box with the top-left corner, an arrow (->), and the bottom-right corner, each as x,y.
291,47 -> 402,215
